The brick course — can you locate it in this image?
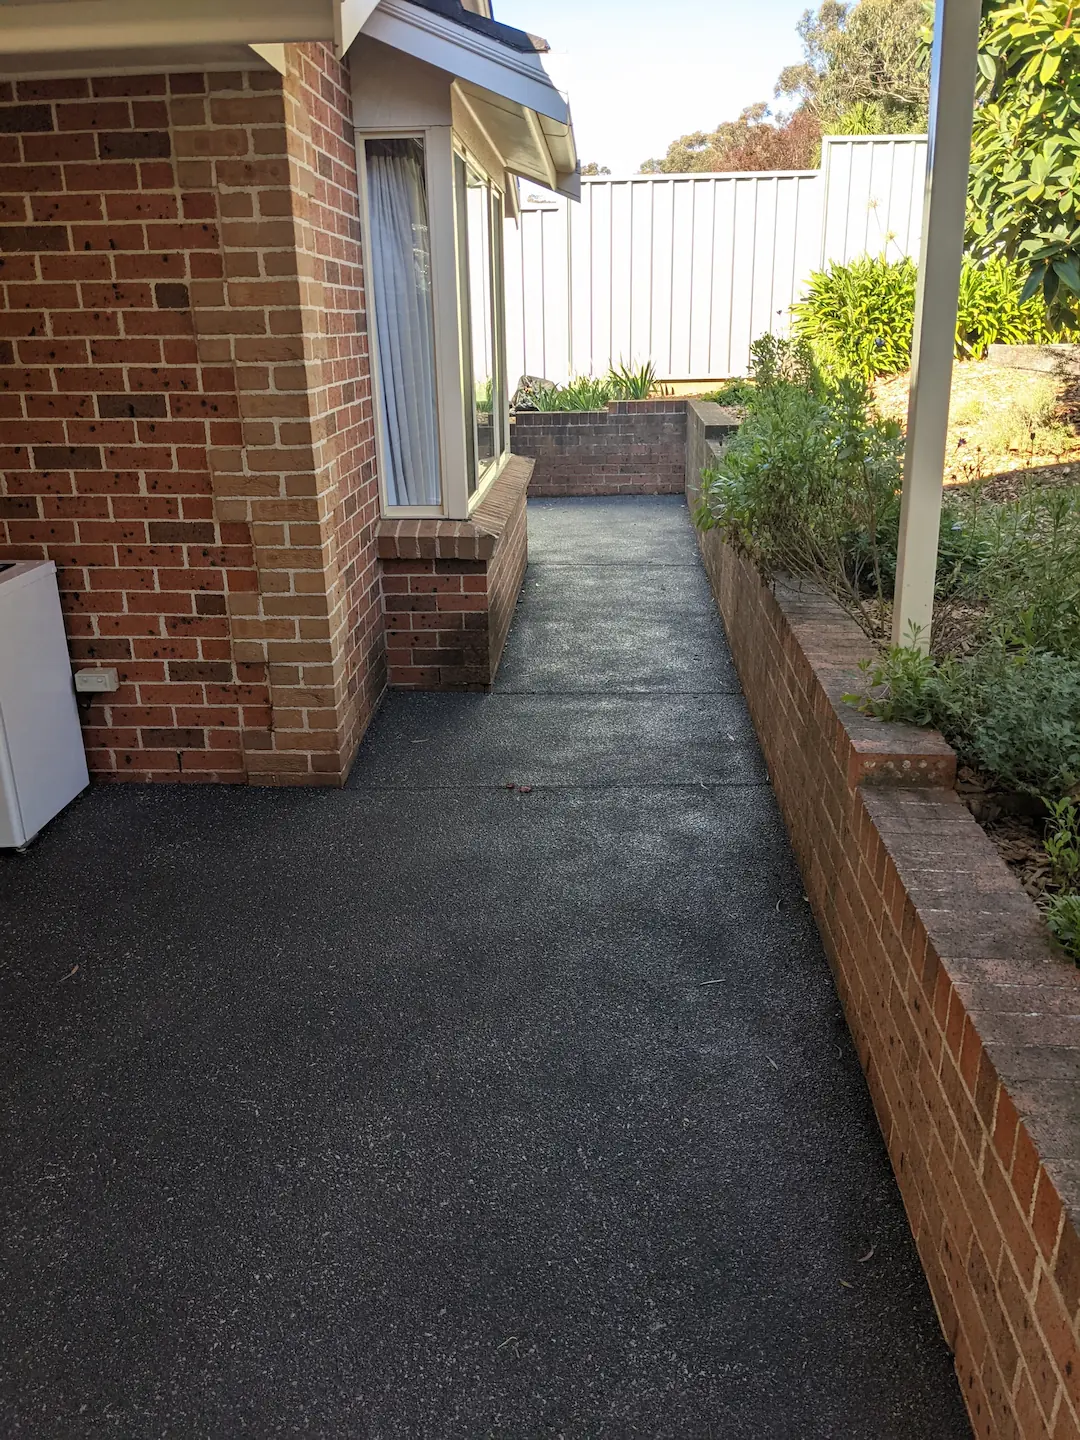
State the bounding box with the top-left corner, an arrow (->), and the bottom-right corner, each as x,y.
378,456 -> 531,689
687,402 -> 1080,1440
513,398 -> 687,497
0,45 -> 383,784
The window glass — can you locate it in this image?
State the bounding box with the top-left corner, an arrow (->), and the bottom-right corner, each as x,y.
455,156 -> 506,498
490,189 -> 506,463
453,153 -> 477,496
365,137 -> 441,507
466,167 -> 496,478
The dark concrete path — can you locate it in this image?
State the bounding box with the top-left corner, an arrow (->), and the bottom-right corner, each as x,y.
1,497 -> 969,1438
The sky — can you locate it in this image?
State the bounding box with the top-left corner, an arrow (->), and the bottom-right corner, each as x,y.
493,0 -> 816,176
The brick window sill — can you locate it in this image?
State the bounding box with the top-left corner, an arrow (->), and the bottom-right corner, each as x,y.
377,455 -> 533,561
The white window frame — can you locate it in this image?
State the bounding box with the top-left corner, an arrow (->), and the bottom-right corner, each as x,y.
357,124 -> 510,520
453,144 -> 510,512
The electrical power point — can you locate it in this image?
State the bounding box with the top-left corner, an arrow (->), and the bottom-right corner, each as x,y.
74,667 -> 119,694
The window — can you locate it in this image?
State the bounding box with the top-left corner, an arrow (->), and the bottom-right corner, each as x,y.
364,137 -> 441,508
455,154 -> 507,499
361,132 -> 509,517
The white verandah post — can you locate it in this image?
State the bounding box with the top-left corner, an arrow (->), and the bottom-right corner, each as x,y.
892,0 -> 983,650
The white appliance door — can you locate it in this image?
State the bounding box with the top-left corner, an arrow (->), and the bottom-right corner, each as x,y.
0,702 -> 25,847
0,563 -> 89,845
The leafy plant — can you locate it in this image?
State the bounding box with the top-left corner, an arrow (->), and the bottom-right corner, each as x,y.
793,255 -> 917,381
609,361 -> 659,400
793,254 -> 1055,381
1047,894 -> 1080,962
530,374 -> 616,411
747,333 -> 820,391
932,647 -> 1080,800
967,486 -> 1080,659
1044,797 -> 1080,889
525,362 -> 662,411
967,0 -> 1080,324
843,637 -> 937,724
846,642 -> 1080,801
696,341 -> 903,631
955,255 -> 1057,357
700,380 -> 756,407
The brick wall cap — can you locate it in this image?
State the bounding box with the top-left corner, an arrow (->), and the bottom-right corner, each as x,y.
686,398 -> 741,436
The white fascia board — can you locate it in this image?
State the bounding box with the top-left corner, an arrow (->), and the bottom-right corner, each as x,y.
361,0 -> 570,127
0,0 -> 338,54
455,82 -> 577,203
336,0 -> 383,54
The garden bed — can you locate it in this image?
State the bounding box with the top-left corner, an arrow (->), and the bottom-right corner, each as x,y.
874,359 -> 1080,499
687,397 -> 1080,1440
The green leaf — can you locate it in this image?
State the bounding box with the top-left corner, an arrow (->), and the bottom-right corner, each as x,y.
1053,256 -> 1080,294
1020,262 -> 1048,302
1040,50 -> 1062,83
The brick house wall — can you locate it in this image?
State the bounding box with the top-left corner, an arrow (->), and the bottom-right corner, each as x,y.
512,399 -> 688,497
0,45 -> 383,784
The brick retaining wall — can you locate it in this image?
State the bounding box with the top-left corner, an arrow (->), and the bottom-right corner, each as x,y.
512,399 -> 687,496
687,401 -> 1080,1440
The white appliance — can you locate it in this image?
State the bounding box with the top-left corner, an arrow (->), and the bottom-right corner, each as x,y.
0,560 -> 89,848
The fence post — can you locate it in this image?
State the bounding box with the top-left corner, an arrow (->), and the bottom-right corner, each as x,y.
891,0 -> 982,649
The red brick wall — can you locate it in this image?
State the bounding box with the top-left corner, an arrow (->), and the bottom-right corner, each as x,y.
0,46 -> 383,784
0,70 -> 266,780
219,43 -> 384,783
379,456 -> 530,689
692,492 -> 1080,1439
513,399 -> 687,496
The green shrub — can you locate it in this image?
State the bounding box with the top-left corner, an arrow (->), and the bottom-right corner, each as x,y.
746,333 -> 820,393
1047,895 -> 1080,964
843,642 -> 937,725
792,254 -> 1056,381
967,487 -> 1080,660
609,361 -> 659,400
955,256 -> 1056,359
695,346 -> 904,632
695,335 -> 993,631
793,255 -> 917,381
1045,798 -> 1080,891
531,374 -> 616,411
848,642 -> 1080,801
700,381 -> 756,407
934,648 -> 1080,799
526,362 -> 661,411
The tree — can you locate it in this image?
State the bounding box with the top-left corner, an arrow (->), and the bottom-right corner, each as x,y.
776,0 -> 930,134
580,162 -> 611,176
967,0 -> 1080,321
639,105 -> 821,174
638,0 -> 929,177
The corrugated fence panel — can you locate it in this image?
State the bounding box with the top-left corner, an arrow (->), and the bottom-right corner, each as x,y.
506,136 -> 928,382
819,135 -> 928,266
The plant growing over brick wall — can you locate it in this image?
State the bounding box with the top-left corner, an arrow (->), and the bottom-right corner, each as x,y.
521,362 -> 661,411
692,334 -> 985,633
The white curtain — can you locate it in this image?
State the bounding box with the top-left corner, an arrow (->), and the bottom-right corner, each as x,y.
366,140 -> 441,507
